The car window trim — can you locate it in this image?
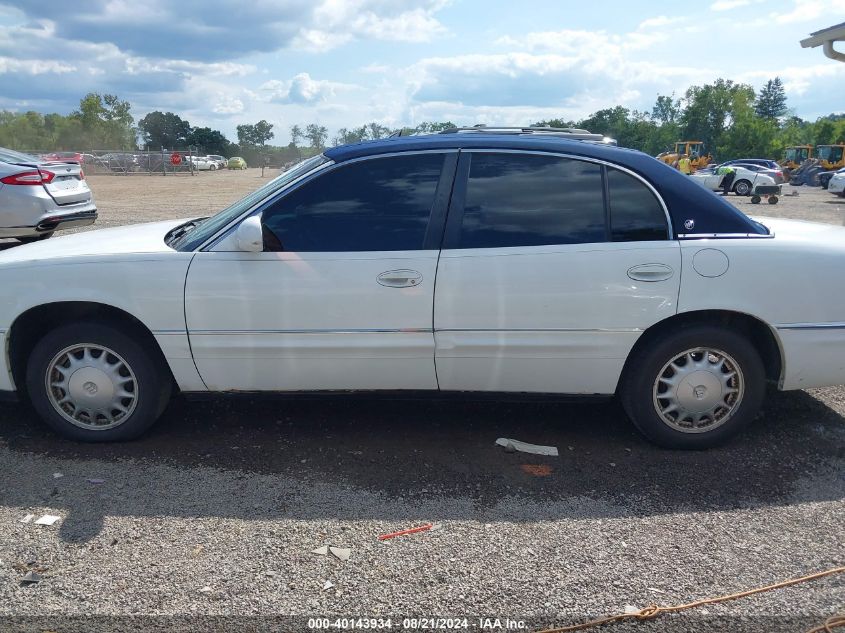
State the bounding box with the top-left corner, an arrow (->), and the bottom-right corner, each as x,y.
442,149 -> 673,250
205,149 -> 459,253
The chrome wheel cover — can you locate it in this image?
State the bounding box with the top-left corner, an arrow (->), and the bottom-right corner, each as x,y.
652,347 -> 744,434
45,344 -> 138,430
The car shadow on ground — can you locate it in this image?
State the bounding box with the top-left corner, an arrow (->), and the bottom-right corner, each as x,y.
0,389 -> 843,542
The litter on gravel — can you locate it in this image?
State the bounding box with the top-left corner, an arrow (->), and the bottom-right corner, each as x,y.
329,547 -> 351,562
312,545 -> 329,556
323,580 -> 334,590
495,438 -> 559,456
86,478 -> 105,484
34,515 -> 61,526
19,514 -> 34,523
20,571 -> 42,584
378,523 -> 434,541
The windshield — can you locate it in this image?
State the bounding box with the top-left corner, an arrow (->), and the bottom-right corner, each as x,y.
817,146 -> 844,163
0,148 -> 41,164
172,154 -> 330,251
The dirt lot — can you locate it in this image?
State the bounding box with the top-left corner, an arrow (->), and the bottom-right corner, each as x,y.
0,170 -> 843,632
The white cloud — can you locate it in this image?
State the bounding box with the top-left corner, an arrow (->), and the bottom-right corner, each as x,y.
212,95 -> 245,115
769,0 -> 845,24
0,57 -> 76,75
711,0 -> 757,11
296,0 -> 449,51
258,72 -> 355,105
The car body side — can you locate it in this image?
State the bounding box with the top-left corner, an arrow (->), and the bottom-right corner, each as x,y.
1,137 -> 844,400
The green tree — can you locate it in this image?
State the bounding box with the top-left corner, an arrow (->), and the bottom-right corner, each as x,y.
414,121 -> 457,133
305,123 -> 328,149
681,78 -> 755,148
237,120 -> 274,148
289,124 -> 303,147
755,77 -> 788,120
187,127 -> 231,155
138,111 -> 191,149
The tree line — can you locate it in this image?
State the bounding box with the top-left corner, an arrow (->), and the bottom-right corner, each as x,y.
1,79 -> 843,165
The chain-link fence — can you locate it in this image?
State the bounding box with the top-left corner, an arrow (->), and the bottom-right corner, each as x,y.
21,148 -> 235,175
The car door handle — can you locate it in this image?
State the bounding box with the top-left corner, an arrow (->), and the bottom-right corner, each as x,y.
627,263 -> 674,282
377,269 -> 423,288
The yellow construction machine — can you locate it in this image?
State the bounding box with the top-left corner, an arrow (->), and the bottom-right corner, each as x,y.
781,145 -> 813,170
816,143 -> 845,170
656,141 -> 712,172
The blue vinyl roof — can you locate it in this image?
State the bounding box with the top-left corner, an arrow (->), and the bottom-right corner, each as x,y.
324,134 -> 768,236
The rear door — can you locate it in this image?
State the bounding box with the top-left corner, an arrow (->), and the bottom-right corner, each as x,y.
433,151 -> 680,394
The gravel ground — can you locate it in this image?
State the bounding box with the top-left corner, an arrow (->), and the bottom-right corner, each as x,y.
0,171 -> 843,632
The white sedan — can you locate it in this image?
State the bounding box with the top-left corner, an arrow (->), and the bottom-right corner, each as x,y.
187,156 -> 218,171
827,168 -> 845,196
690,164 -> 778,196
1,132 -> 844,450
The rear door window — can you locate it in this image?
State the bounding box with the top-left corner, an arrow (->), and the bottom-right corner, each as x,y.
454,153 -> 606,249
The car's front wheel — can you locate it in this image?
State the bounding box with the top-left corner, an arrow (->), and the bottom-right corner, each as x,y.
26,322 -> 171,442
620,325 -> 765,449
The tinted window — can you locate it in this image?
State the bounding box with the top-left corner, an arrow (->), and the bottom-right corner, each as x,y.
457,153 -> 605,249
262,153 -> 444,252
608,168 -> 668,241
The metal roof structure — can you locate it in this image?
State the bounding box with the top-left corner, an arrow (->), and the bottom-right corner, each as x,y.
800,22 -> 845,62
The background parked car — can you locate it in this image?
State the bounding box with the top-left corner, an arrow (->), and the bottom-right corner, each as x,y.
188,156 -> 217,171
101,152 -> 140,172
819,170 -> 838,189
227,156 -> 247,170
0,146 -> 97,242
827,168 -> 845,196
42,151 -> 83,164
207,155 -> 227,169
720,158 -> 780,170
729,162 -> 785,184
690,163 -> 778,195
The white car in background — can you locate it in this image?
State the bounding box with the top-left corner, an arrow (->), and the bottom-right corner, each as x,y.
690,164 -> 778,196
187,156 -> 217,171
207,155 -> 227,169
827,168 -> 845,196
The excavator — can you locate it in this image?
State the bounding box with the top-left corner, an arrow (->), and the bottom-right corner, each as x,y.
656,141 -> 712,173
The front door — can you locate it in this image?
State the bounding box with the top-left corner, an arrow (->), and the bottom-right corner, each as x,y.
433,151 -> 681,394
185,151 -> 455,391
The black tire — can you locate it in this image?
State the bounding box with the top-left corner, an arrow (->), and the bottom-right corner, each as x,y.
750,195 -> 761,204
620,325 -> 765,449
17,232 -> 54,244
25,321 -> 171,442
733,179 -> 752,196
767,195 -> 778,204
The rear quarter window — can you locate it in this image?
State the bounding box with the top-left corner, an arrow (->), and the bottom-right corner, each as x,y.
607,168 -> 669,242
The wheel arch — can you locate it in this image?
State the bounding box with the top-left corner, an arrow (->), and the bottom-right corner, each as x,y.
7,301 -> 175,395
617,309 -> 784,393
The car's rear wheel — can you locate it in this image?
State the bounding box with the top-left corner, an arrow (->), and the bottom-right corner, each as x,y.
733,179 -> 752,196
26,322 -> 171,442
620,325 -> 765,449
17,232 -> 54,244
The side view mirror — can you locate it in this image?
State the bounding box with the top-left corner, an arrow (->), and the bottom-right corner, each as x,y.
235,214 -> 264,252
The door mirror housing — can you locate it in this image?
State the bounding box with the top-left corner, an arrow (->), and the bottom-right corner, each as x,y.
235,214 -> 264,252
